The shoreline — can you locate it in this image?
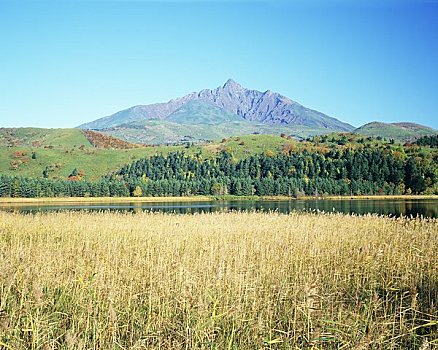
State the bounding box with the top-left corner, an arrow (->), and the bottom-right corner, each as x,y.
0,194 -> 437,206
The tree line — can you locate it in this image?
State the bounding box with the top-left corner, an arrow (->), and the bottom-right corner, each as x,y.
0,176 -> 129,198
0,146 -> 436,198
110,148 -> 435,196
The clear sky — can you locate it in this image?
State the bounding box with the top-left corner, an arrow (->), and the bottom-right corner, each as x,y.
1,0 -> 437,129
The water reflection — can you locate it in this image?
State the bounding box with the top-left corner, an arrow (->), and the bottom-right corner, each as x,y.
1,199 -> 437,218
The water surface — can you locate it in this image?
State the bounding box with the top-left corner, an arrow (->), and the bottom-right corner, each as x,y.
1,198 -> 437,218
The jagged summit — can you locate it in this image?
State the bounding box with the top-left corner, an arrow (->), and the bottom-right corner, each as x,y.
78,80 -> 354,132
223,78 -> 243,90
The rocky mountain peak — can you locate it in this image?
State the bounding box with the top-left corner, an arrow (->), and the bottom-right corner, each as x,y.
222,79 -> 243,91
78,80 -> 354,132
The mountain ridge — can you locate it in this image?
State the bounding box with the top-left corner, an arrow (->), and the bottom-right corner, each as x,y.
78,79 -> 354,132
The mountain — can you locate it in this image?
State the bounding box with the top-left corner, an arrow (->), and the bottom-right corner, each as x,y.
94,98 -> 343,144
354,122 -> 437,141
78,80 -> 354,137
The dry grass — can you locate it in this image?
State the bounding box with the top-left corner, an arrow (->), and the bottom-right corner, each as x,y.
0,211 -> 436,349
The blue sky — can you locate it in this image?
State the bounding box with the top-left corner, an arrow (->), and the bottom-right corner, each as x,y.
0,0 -> 437,129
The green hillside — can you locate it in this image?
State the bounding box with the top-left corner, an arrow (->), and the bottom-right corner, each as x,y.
0,128 -> 92,148
0,129 -> 292,180
0,146 -> 174,180
2,127 -> 436,183
354,122 -> 436,141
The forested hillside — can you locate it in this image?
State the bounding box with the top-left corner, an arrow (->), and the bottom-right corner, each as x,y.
1,133 -> 436,197
110,146 -> 436,197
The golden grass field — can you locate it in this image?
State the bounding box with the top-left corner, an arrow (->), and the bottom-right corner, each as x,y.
0,211 -> 437,349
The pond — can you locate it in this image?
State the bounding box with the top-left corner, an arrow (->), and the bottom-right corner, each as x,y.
1,198 -> 437,218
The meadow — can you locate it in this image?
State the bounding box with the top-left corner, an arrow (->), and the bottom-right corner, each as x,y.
0,211 -> 436,349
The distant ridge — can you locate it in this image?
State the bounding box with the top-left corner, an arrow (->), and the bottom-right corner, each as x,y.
354,122 -> 437,141
78,79 -> 354,133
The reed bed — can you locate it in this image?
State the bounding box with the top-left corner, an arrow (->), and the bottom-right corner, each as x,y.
0,211 -> 436,349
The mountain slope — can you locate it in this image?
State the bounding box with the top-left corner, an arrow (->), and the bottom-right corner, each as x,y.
78,79 -> 354,132
166,100 -> 244,125
102,119 -> 333,145
354,122 -> 437,141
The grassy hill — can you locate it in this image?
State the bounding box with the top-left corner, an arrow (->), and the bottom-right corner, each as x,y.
0,129 -> 293,180
0,128 -> 92,148
354,122 -> 436,141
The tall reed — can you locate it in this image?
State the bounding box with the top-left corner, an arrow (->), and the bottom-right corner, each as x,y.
0,211 -> 436,349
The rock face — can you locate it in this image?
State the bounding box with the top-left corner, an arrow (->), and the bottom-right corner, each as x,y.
79,79 -> 354,131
